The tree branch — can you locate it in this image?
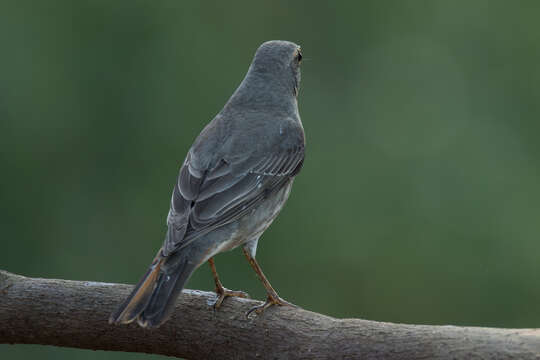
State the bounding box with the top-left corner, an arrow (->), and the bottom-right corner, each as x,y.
0,270 -> 538,359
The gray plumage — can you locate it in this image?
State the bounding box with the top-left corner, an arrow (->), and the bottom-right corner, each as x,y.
110,40 -> 305,328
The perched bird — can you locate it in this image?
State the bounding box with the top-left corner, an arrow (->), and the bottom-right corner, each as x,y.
109,40 -> 305,328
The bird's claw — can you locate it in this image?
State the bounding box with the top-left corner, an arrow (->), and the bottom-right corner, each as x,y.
245,295 -> 297,318
213,287 -> 250,309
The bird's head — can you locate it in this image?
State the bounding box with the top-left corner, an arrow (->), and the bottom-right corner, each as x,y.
250,40 -> 303,97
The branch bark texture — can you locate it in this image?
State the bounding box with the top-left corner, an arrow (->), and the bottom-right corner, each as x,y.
0,270 -> 539,359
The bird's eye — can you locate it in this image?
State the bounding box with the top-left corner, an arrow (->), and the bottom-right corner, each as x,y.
296,49 -> 302,63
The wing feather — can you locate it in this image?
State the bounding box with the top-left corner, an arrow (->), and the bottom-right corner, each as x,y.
163,144 -> 304,255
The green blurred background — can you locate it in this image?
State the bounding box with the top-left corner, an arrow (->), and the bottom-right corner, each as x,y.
2,1 -> 540,358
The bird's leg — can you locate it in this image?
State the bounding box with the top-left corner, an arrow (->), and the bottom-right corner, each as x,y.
242,248 -> 297,318
208,257 -> 249,309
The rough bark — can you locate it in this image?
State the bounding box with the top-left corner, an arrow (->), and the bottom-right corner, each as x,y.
0,270 -> 538,359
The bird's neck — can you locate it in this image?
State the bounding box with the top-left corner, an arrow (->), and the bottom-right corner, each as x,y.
224,67 -> 298,115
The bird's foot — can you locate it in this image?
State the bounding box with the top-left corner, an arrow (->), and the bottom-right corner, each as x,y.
245,295 -> 297,318
213,287 -> 250,309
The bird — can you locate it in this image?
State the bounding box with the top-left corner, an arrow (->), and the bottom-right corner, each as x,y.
109,40 -> 305,328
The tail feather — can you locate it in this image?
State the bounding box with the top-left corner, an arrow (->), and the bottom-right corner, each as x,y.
109,248 -> 200,328
109,252 -> 165,325
137,258 -> 191,328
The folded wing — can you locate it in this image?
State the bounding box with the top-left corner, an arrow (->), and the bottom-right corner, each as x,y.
163,144 -> 304,256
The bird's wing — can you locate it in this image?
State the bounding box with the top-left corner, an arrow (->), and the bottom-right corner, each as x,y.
162,142 -> 304,256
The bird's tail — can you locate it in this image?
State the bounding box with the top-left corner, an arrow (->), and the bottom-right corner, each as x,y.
109,247 -> 201,328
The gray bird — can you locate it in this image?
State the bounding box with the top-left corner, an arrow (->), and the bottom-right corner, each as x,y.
109,40 -> 305,328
